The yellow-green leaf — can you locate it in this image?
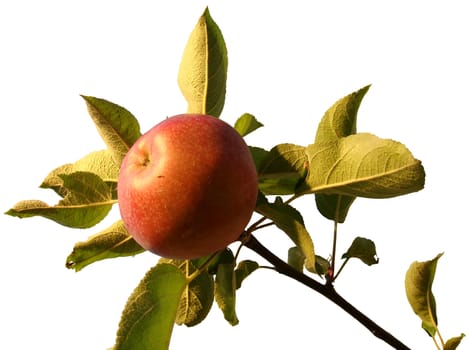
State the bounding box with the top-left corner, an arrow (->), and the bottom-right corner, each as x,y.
405,253 -> 443,337
6,171 -> 115,228
314,85 -> 370,223
300,133 -> 425,198
258,143 -> 308,195
444,334 -> 465,350
41,150 -> 119,198
178,7 -> 228,117
82,96 -> 141,165
234,113 -> 263,136
256,195 -> 316,273
315,85 -> 370,143
66,220 -> 145,271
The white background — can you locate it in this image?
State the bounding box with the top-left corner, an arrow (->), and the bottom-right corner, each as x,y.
1,1 -> 467,349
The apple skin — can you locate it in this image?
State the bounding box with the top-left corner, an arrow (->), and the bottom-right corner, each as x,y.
117,114 -> 258,259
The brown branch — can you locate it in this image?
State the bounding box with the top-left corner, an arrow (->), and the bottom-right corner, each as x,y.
243,234 -> 412,350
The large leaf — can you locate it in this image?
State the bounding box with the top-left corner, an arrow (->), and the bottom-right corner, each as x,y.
256,194 -> 316,273
314,85 -> 370,222
299,133 -> 425,198
405,253 -> 443,336
66,220 -> 145,271
178,7 -> 228,117
234,113 -> 263,137
82,95 -> 141,165
41,150 -> 119,198
114,263 -> 187,350
6,171 -> 115,228
258,143 -> 308,195
160,259 -> 214,327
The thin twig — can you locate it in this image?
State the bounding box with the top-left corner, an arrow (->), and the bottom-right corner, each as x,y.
243,233 -> 412,350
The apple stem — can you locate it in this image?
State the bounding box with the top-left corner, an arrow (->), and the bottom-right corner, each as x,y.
243,233 -> 412,350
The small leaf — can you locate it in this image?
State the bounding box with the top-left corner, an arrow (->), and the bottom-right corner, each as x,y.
41,150 -> 119,198
214,249 -> 238,325
258,143 -> 308,195
66,220 -> 145,271
314,255 -> 330,276
342,237 -> 379,266
288,246 -> 305,272
287,248 -> 329,275
114,263 -> 187,350
256,194 -> 316,273
234,113 -> 263,136
300,133 -> 425,198
178,7 -> 228,117
178,271 -> 214,327
235,260 -> 259,289
160,259 -> 214,328
6,171 -> 115,228
405,253 -> 443,337
81,95 -> 141,165
444,334 -> 465,350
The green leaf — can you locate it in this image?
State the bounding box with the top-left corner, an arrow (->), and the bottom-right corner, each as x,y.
234,260 -> 259,289
41,150 -> 119,198
342,237 -> 379,266
214,249 -> 238,325
196,248 -> 232,275
315,194 -> 355,223
315,85 -> 370,143
405,253 -> 443,337
6,171 -> 115,228
288,246 -> 305,272
299,133 -> 425,198
114,263 -> 187,350
314,255 -> 330,276
287,247 -> 329,275
66,220 -> 145,271
178,7 -> 228,117
81,95 -> 141,165
256,194 -> 316,273
234,113 -> 263,136
160,259 -> 214,328
40,164 -> 74,197
249,146 -> 269,173
314,86 -> 370,222
258,143 -> 308,195
444,334 -> 465,350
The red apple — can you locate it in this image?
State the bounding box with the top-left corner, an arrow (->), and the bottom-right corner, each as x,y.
117,114 -> 258,259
